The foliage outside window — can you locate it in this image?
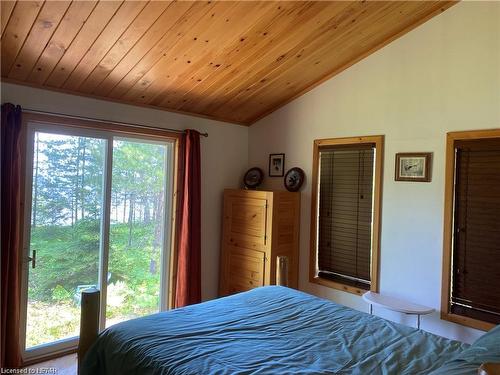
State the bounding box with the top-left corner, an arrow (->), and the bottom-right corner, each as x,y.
25,121 -> 175,348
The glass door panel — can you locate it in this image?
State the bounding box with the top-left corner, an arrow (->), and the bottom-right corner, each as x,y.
106,138 -> 169,327
21,124 -> 175,361
25,131 -> 106,349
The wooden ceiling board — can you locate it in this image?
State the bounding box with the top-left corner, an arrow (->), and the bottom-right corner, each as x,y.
236,1 -> 456,123
8,1 -> 71,81
1,1 -> 456,125
77,0 -> 171,94
90,1 -> 192,97
62,0 -> 148,91
159,2 -> 336,111
188,2 -> 355,116
120,1 -> 237,103
211,2 -> 388,116
107,1 -> 208,99
1,1 -> 44,76
43,1 -> 123,87
134,2 -> 276,106
26,1 -> 98,85
0,1 -> 16,36
215,1 -> 447,122
155,1 -> 304,110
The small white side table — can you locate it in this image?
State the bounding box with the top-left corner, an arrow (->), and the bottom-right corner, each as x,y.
362,291 -> 434,329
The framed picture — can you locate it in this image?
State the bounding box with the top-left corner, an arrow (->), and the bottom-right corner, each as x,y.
395,153 -> 432,182
269,153 -> 285,177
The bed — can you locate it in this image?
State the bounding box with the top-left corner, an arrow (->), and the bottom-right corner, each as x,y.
81,286 -> 500,375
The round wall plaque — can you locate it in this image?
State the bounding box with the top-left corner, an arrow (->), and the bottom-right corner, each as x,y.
284,167 -> 305,192
243,167 -> 264,189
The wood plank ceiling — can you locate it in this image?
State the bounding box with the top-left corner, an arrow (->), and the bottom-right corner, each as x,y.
1,1 -> 455,125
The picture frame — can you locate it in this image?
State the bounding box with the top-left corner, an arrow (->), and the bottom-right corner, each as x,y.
269,153 -> 285,177
395,152 -> 432,182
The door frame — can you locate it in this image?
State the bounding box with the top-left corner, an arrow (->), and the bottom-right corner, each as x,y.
19,114 -> 180,364
20,122 -> 111,362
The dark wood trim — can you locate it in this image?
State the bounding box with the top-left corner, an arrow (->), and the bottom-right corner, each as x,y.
441,128 -> 500,331
441,312 -> 496,332
309,135 -> 384,295
311,276 -> 366,296
21,348 -> 77,368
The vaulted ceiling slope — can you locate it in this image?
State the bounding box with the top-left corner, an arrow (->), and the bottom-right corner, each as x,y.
1,1 -> 455,125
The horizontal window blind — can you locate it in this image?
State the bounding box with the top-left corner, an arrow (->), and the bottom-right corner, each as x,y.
317,145 -> 375,289
451,139 -> 500,324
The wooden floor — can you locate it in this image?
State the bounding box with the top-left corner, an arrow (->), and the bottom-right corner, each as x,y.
24,354 -> 77,375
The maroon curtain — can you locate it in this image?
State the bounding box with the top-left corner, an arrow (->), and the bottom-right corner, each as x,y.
175,130 -> 201,308
1,103 -> 23,369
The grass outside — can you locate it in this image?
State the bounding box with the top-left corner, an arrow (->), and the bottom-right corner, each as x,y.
27,301 -> 79,348
26,222 -> 162,348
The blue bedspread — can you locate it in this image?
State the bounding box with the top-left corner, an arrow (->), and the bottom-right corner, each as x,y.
82,286 -> 470,375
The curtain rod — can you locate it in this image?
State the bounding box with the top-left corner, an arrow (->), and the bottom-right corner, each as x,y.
22,108 -> 209,137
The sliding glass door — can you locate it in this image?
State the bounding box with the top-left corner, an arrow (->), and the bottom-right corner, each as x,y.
20,123 -> 175,361
106,138 -> 171,327
22,130 -> 106,353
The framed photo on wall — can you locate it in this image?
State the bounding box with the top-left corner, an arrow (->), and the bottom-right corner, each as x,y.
395,152 -> 432,182
269,153 -> 285,177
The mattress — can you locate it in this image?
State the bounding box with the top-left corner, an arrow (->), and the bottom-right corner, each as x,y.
81,286 -> 472,375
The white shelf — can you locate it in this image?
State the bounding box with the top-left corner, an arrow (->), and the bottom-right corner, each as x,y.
362,291 -> 434,328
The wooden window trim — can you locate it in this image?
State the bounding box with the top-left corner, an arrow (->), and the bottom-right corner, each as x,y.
441,129 -> 500,332
20,112 -> 182,309
309,135 -> 384,295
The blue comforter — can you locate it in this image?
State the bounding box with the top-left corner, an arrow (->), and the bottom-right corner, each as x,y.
82,286 -> 471,374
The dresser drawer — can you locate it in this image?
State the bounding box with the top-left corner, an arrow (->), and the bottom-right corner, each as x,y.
226,247 -> 265,294
224,196 -> 268,250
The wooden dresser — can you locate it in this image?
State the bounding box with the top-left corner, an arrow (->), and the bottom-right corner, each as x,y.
219,189 -> 300,296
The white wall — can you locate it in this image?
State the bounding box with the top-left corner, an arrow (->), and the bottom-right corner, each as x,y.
1,82 -> 248,302
249,1 -> 500,343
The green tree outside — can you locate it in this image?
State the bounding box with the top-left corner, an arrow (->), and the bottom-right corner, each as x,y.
27,133 -> 168,347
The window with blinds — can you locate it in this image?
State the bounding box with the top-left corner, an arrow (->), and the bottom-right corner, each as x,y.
450,138 -> 500,324
317,144 -> 375,290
